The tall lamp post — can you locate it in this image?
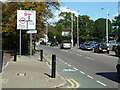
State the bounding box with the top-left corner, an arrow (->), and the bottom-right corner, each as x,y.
77,11 -> 79,48
71,13 -> 74,47
101,8 -> 109,46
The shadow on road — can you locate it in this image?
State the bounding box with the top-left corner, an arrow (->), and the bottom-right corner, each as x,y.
96,72 -> 119,83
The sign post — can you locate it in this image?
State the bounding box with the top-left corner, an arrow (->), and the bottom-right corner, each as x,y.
17,9 -> 36,56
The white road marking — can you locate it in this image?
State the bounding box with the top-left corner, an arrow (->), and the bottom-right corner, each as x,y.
68,64 -> 71,67
80,71 -> 85,74
65,62 -> 67,65
85,57 -> 94,60
97,80 -> 106,86
87,75 -> 93,79
73,67 -> 78,71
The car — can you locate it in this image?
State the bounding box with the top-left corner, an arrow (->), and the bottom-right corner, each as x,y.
79,42 -> 84,49
50,42 -> 57,46
82,43 -> 93,50
113,44 -> 120,56
47,42 -> 52,46
93,43 -> 109,53
60,41 -> 71,49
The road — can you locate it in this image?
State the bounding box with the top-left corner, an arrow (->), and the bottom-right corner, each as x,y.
37,45 -> 118,88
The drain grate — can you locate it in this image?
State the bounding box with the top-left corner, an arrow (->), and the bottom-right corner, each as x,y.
16,73 -> 26,76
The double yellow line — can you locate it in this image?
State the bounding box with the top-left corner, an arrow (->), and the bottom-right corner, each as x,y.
43,54 -> 52,64
67,78 -> 80,88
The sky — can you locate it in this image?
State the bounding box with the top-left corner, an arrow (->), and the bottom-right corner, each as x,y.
0,0 -> 119,23
48,2 -> 119,23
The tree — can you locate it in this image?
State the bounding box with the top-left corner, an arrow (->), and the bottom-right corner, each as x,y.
112,15 -> 120,42
2,2 -> 60,54
94,18 -> 112,42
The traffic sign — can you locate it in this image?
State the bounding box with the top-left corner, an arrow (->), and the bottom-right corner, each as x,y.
26,30 -> 37,34
17,10 -> 36,30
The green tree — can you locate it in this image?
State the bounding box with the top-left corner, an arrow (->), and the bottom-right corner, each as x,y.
112,15 -> 120,42
2,2 -> 59,54
94,18 -> 112,42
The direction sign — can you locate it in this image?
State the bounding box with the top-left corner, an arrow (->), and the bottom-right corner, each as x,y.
26,30 -> 37,34
17,10 -> 36,30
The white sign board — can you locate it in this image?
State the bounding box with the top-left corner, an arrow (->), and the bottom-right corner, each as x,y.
26,30 -> 37,34
17,10 -> 36,30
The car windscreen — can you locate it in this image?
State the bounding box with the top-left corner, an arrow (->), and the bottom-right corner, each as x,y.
63,41 -> 71,43
101,44 -> 107,48
85,44 -> 90,46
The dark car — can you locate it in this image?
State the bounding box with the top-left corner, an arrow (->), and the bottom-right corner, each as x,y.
82,43 -> 93,50
93,43 -> 109,53
50,42 -> 57,46
113,45 -> 120,56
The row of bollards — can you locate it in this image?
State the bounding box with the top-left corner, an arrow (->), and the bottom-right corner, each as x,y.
39,49 -> 56,78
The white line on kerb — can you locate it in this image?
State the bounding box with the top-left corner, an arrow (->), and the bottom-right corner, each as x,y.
80,71 -> 85,74
97,81 -> 106,86
85,57 -> 94,60
87,75 -> 93,79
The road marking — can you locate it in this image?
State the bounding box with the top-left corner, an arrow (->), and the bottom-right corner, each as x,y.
68,64 -> 71,67
67,79 -> 74,88
85,57 -> 94,60
80,71 -> 85,74
71,79 -> 80,88
43,54 -> 52,64
73,67 -> 78,71
67,78 -> 80,88
97,80 -> 106,86
87,75 -> 93,79
65,62 -> 67,65
63,69 -> 76,72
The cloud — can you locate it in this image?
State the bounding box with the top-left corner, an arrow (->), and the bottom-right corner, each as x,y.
113,12 -> 118,18
47,6 -> 79,23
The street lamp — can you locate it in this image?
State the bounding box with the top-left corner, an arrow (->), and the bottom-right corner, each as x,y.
71,13 -> 74,47
101,8 -> 109,46
77,10 -> 79,48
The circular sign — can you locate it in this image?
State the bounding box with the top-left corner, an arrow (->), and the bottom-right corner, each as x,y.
19,17 -> 26,24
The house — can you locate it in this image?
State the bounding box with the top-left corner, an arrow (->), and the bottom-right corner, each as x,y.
62,29 -> 71,36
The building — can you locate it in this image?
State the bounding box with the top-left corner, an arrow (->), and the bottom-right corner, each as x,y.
62,29 -> 71,36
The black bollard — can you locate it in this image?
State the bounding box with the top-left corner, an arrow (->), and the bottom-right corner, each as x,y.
14,49 -> 17,62
34,40 -> 36,50
2,50 -> 4,65
40,50 -> 43,61
0,50 -> 4,73
52,55 -> 56,78
116,64 -> 120,83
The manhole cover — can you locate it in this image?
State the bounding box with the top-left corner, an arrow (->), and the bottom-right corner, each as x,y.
16,73 -> 26,76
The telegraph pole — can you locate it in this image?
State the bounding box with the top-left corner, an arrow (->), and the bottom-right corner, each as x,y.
77,11 -> 79,48
71,13 -> 74,47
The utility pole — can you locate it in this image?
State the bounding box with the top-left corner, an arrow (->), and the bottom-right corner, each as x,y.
46,23 -> 48,45
77,11 -> 79,48
71,13 -> 74,47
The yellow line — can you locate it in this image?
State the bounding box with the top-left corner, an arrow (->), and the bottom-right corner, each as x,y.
43,54 -> 52,64
71,79 -> 80,88
67,79 -> 75,88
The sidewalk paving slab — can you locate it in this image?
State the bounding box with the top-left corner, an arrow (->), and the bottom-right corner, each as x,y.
2,52 -> 65,88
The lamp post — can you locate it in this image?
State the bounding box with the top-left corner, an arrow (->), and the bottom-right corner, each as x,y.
71,13 -> 74,47
77,11 -> 79,48
101,8 -> 109,46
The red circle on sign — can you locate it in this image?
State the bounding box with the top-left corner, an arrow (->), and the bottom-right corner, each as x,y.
24,12 -> 27,16
19,17 -> 26,24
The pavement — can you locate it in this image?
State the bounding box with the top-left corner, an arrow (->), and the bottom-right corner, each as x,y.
2,52 -> 66,88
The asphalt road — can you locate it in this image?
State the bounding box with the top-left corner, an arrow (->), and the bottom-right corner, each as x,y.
37,45 -> 119,88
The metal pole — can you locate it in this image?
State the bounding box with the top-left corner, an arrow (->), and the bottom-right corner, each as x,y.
46,23 -> 48,45
20,7 -> 21,56
71,13 -> 73,47
106,9 -> 109,46
77,14 -> 79,48
52,54 -> 56,78
30,33 -> 32,56
40,49 -> 43,61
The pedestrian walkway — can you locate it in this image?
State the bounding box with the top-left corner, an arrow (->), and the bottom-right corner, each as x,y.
2,52 -> 65,88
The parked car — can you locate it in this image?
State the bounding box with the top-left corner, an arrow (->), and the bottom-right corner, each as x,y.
47,42 -> 52,46
50,42 -> 57,46
79,42 -> 84,49
93,43 -> 109,53
60,41 -> 71,49
113,44 -> 120,56
82,43 -> 93,50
